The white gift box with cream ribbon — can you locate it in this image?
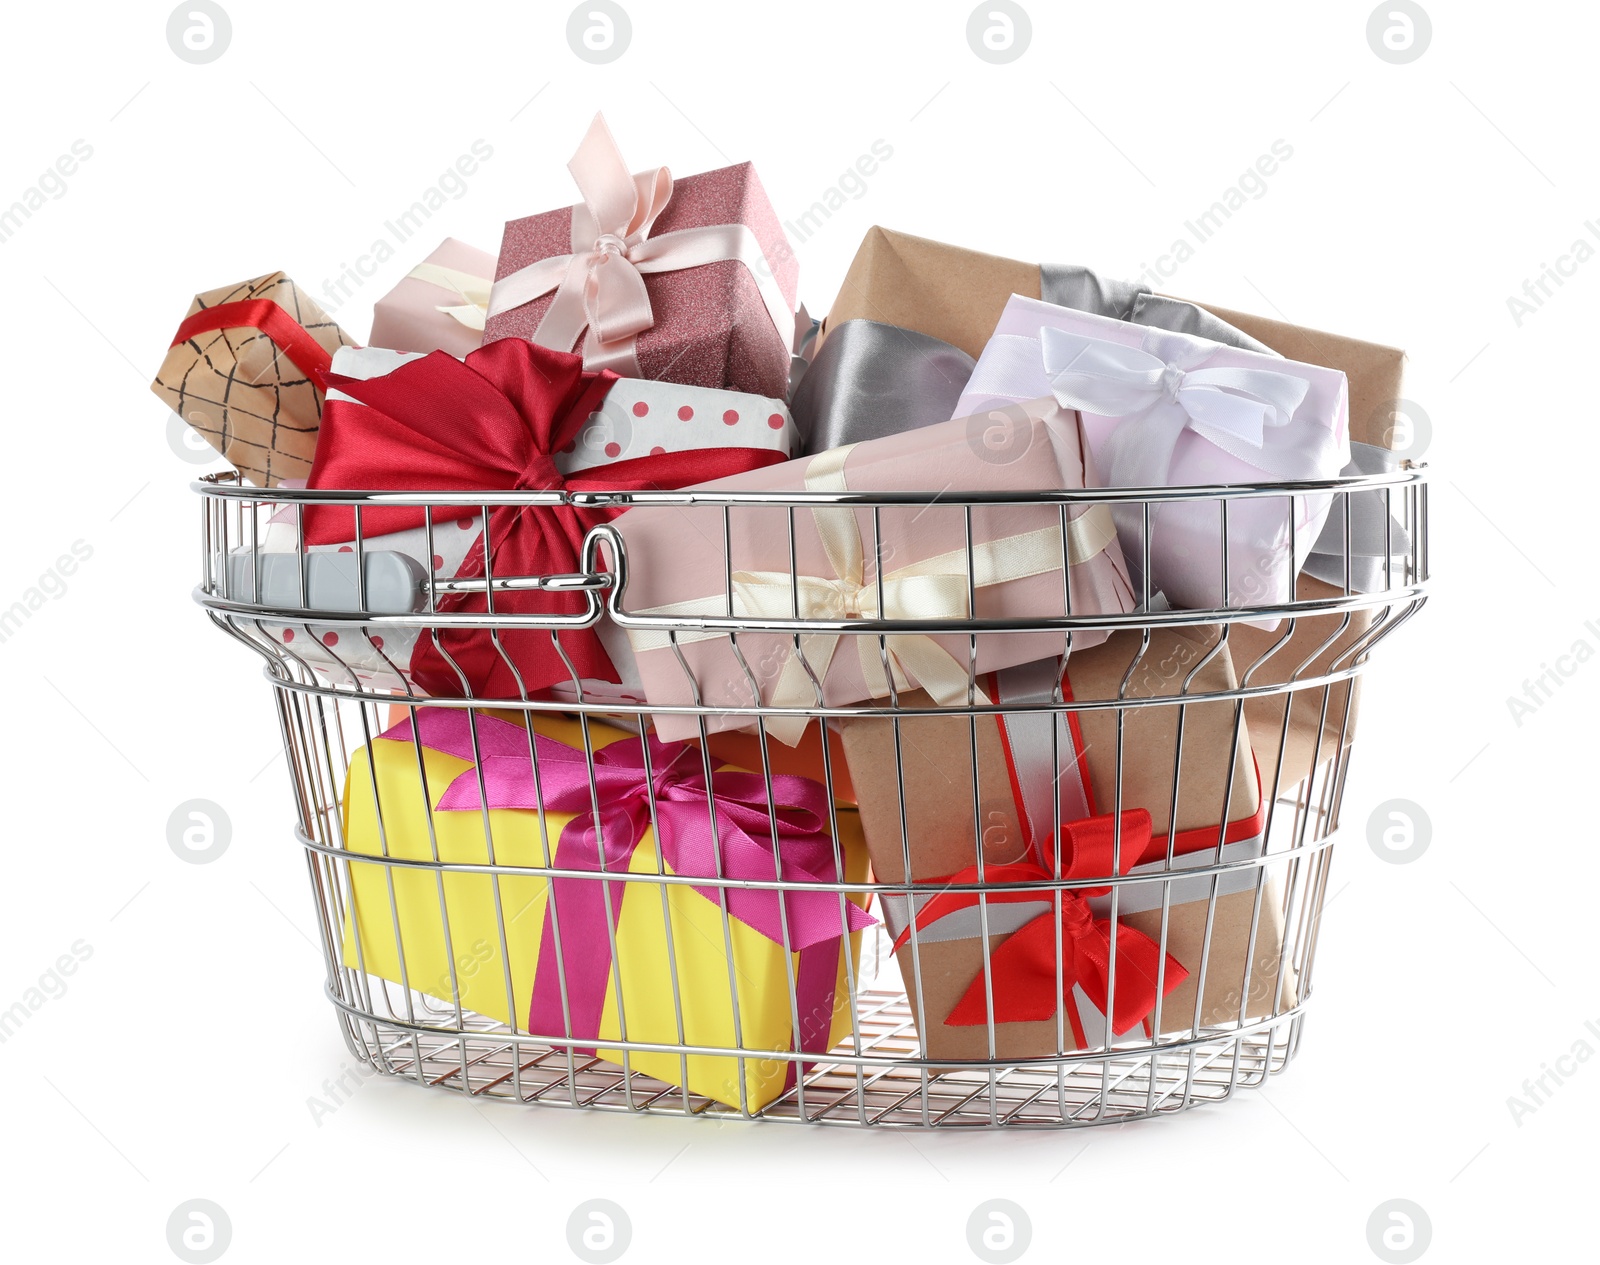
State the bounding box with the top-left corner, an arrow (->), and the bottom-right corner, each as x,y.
954,295 -> 1351,618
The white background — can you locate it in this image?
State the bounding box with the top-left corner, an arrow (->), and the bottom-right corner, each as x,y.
0,1 -> 1592,1260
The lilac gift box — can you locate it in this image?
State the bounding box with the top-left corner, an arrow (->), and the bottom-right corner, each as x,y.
369,238 -> 497,359
954,295 -> 1351,617
613,403 -> 1138,744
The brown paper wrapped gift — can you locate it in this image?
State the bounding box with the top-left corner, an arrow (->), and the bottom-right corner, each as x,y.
1196,304 -> 1409,784
838,628 -> 1296,1063
822,226 -> 1408,783
152,272 -> 355,486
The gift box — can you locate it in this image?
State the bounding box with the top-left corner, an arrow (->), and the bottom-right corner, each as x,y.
242,344 -> 798,690
376,701 -> 858,806
818,227 -> 1270,361
152,272 -> 356,486
612,401 -> 1138,745
338,708 -> 874,1110
322,345 -> 800,474
369,238 -> 497,358
794,236 -> 1272,456
1193,307 -> 1411,783
818,227 -> 1407,780
837,628 -> 1296,1063
953,295 -> 1351,616
294,339 -> 795,699
485,114 -> 798,400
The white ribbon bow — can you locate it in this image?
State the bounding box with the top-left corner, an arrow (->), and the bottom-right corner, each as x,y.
1038,325 -> 1334,488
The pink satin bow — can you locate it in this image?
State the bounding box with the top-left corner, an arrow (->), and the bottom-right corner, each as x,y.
537,114 -> 674,357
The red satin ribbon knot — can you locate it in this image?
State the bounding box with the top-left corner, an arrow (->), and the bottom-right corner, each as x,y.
892,809 -> 1188,1033
301,338 -> 785,698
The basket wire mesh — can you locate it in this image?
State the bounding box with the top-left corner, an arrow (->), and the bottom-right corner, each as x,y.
196,470 -> 1427,1128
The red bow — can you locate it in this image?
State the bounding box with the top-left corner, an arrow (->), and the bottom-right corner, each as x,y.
302,339 -> 784,698
892,810 -> 1188,1034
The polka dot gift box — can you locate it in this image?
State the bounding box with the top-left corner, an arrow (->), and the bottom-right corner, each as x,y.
324,345 -> 799,475
246,343 -> 799,692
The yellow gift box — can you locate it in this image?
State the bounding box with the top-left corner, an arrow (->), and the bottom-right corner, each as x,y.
338,708 -> 872,1110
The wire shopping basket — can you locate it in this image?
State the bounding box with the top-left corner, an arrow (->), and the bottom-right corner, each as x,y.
195,468 -> 1427,1128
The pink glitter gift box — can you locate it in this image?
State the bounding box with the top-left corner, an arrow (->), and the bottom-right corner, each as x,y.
484,115 -> 798,400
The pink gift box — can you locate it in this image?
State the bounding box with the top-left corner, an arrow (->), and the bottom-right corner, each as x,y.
485,122 -> 798,399
613,403 -> 1138,744
370,238 -> 497,359
954,296 -> 1351,617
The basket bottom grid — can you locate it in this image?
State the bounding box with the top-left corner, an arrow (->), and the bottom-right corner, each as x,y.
334,985 -> 1303,1128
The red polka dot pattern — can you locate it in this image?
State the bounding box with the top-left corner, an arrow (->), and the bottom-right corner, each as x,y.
632,401 -> 649,417
678,405 -> 694,421
767,413 -> 785,430
723,409 -> 739,425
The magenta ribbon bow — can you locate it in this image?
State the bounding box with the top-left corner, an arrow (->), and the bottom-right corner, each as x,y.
384,709 -> 873,1053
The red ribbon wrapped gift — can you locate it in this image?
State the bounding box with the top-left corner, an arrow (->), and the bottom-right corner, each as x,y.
303,338 -> 784,699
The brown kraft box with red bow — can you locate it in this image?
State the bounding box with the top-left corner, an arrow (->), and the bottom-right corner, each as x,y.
151,272 -> 355,487
484,115 -> 799,399
838,626 -> 1298,1064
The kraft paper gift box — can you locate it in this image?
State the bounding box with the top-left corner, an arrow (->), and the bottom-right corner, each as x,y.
152,272 -> 356,486
369,238 -> 497,358
338,708 -> 874,1111
611,401 -> 1138,746
952,295 -> 1352,617
837,627 -> 1296,1064
819,227 -> 1274,361
1196,306 -> 1411,783
485,114 -> 798,400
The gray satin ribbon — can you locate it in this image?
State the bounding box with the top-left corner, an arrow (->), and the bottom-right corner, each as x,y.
1303,441 -> 1411,592
788,318 -> 976,453
1039,264 -> 1277,355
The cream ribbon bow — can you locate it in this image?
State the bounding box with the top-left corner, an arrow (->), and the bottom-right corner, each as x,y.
407,262 -> 493,332
485,114 -> 796,376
